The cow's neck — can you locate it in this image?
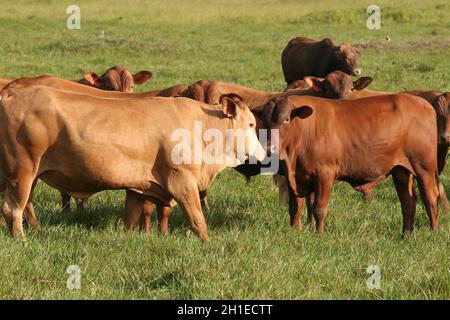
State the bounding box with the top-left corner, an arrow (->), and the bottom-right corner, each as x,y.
193,106 -> 247,190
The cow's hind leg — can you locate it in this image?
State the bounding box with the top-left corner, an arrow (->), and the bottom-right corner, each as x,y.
392,167 -> 416,236
313,174 -> 333,235
156,205 -> 171,235
124,190 -> 148,233
416,170 -> 439,231
75,197 -> 89,210
200,190 -> 209,211
23,201 -> 40,230
2,173 -> 35,238
60,191 -> 71,213
140,200 -> 154,236
23,179 -> 40,230
437,181 -> 449,213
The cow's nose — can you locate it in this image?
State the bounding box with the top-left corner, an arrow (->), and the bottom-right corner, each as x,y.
353,68 -> 362,75
442,133 -> 450,146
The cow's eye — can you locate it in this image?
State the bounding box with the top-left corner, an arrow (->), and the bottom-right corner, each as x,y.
284,118 -> 290,124
249,123 -> 255,128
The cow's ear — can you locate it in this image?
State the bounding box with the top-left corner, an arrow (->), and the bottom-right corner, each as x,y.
251,103 -> 266,120
132,71 -> 152,85
355,49 -> 362,57
304,76 -> 320,88
83,72 -> 102,87
221,96 -> 238,118
339,44 -> 350,53
290,106 -> 313,120
220,93 -> 245,109
352,77 -> 372,90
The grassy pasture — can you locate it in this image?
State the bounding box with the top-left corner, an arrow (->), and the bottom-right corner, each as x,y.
0,0 -> 450,299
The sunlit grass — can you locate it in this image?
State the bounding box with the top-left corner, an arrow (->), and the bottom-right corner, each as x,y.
0,0 -> 449,299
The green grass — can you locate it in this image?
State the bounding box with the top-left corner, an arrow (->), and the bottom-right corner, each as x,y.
1,0 -> 450,299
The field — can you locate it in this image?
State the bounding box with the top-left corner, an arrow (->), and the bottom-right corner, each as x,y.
1,0 -> 450,299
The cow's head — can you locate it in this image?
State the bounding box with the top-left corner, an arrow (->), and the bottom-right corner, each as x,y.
309,71 -> 373,99
333,44 -> 362,76
252,96 -> 313,155
220,93 -> 266,163
82,66 -> 152,92
434,93 -> 450,146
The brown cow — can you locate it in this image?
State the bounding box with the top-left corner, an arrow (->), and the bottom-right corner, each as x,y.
185,74 -> 372,108
276,74 -> 450,222
78,66 -> 152,92
4,74 -> 184,214
281,37 -> 362,85
254,94 -> 440,235
0,86 -> 265,240
1,76 -> 190,232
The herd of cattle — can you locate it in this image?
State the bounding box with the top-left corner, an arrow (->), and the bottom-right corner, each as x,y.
0,37 -> 449,242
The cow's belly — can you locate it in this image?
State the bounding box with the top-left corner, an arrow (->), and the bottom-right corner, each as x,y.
37,142 -> 159,194
338,153 -> 410,182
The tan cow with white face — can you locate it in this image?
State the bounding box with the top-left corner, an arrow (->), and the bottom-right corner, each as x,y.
0,86 -> 265,241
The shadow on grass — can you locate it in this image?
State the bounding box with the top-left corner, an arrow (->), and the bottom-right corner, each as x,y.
32,196 -> 254,235
44,205 -> 123,231
166,199 -> 260,234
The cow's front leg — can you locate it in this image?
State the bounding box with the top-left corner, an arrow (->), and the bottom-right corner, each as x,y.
313,174 -> 333,235
171,181 -> 208,242
287,185 -> 304,229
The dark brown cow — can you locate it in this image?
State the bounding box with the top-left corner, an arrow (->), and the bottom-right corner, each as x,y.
291,71 -> 372,99
254,94 -> 440,235
78,66 -> 152,92
281,37 -> 362,85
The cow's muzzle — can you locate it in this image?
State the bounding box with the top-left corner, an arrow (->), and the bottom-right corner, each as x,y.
441,133 -> 450,146
352,68 -> 362,76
